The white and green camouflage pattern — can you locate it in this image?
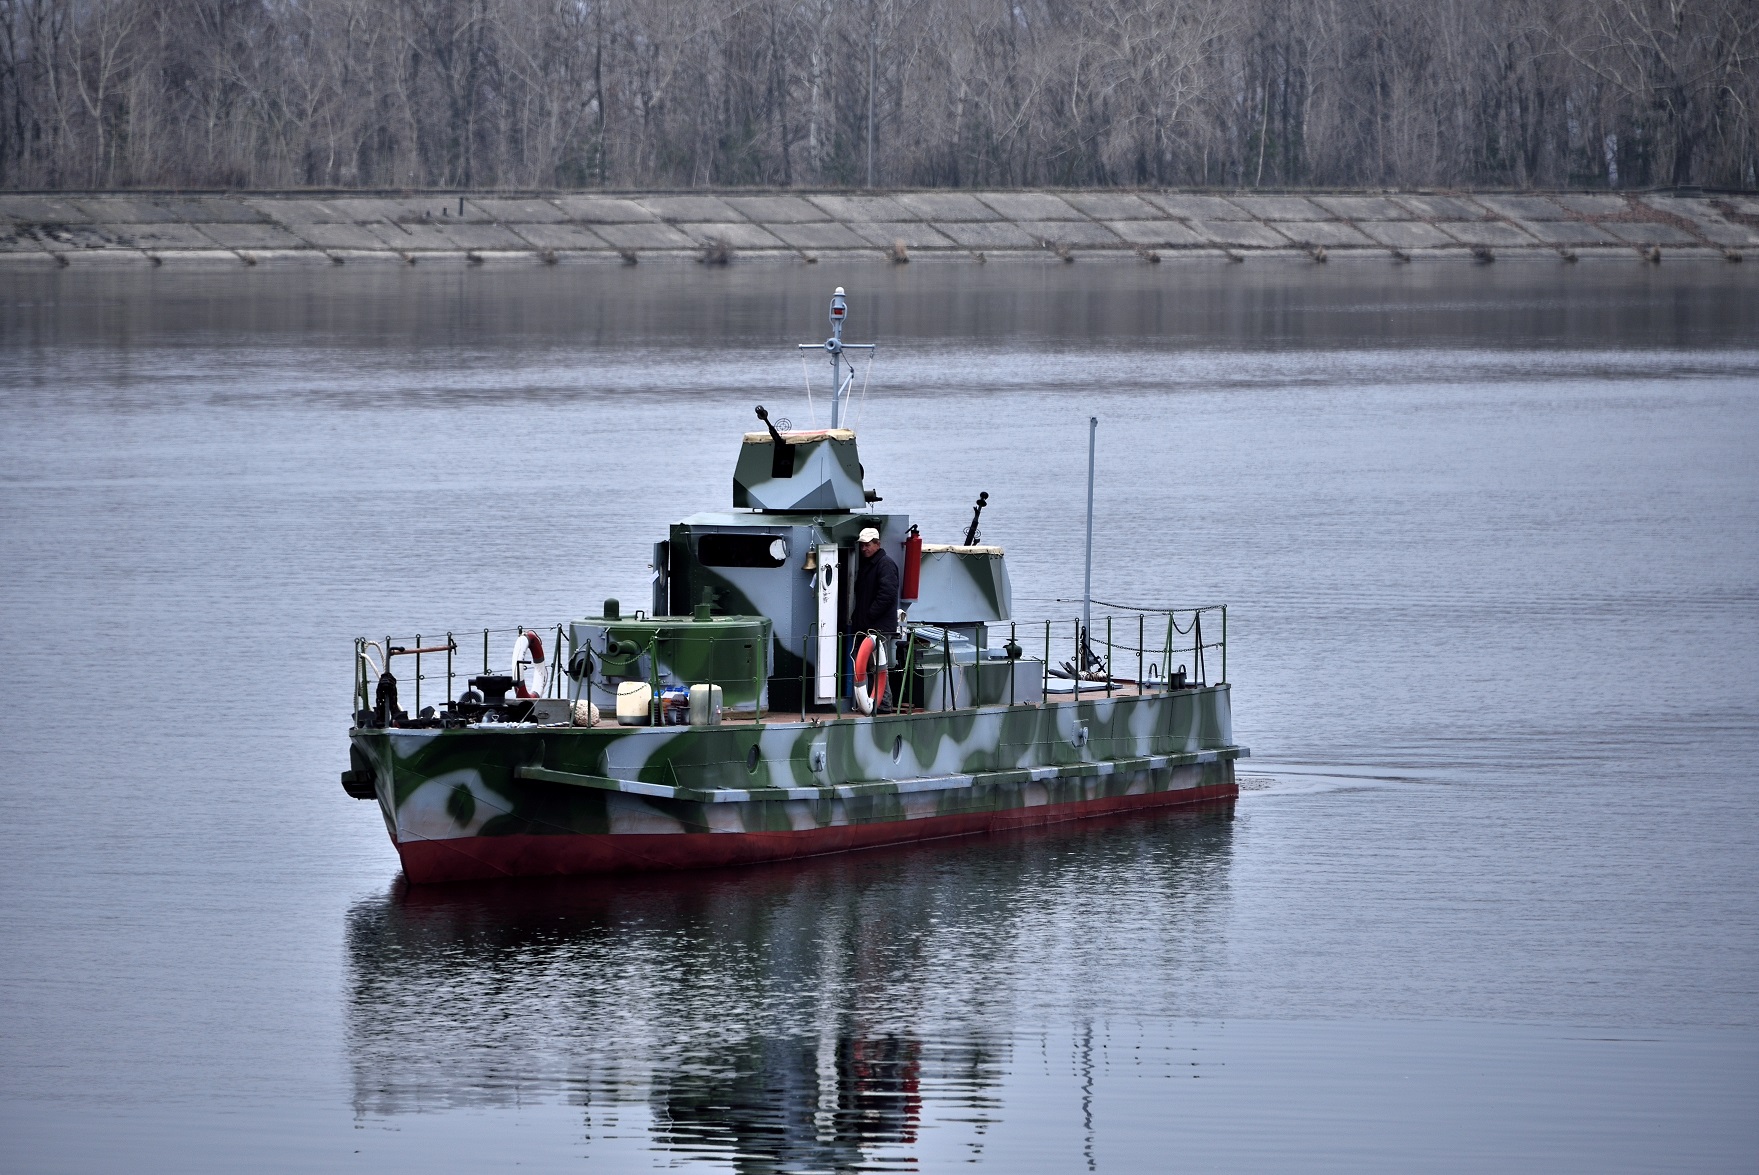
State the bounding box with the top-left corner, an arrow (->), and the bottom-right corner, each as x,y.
348,684 -> 1243,845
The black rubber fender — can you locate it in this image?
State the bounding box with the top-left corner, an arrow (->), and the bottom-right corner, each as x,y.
341,743 -> 377,800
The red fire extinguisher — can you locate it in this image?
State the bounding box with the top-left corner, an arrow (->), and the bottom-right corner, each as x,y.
901,525 -> 922,602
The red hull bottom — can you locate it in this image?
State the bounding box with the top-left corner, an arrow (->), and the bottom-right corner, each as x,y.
396,782 -> 1238,883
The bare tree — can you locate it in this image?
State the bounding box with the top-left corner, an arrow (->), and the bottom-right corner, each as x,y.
1559,0 -> 1759,186
0,0 -> 1752,191
69,0 -> 136,184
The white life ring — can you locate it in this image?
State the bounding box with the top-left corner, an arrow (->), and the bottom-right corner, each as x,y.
852,633 -> 890,715
511,630 -> 547,698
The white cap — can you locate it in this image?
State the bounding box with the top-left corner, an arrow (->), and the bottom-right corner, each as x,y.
858,527 -> 880,544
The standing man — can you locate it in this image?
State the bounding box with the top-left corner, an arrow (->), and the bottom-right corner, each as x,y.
851,527 -> 900,706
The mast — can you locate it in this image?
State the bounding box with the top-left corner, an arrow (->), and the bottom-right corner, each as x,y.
799,286 -> 874,429
1083,415 -> 1097,658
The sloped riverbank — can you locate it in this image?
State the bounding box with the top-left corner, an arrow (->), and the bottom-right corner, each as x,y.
3,189 -> 1754,269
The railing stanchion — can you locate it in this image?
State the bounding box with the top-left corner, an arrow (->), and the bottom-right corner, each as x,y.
1221,605 -> 1227,684
445,631 -> 454,708
1043,620 -> 1051,702
414,634 -> 422,716
1105,616 -> 1113,698
482,628 -> 489,674
942,629 -> 954,710
1009,621 -> 1017,707
1164,614 -> 1176,688
1138,614 -> 1144,691
897,629 -> 914,714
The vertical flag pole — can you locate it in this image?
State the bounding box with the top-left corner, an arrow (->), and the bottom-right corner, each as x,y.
1082,415 -> 1097,665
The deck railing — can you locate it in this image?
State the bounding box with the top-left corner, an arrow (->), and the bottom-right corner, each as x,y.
353,605 -> 1226,723
1030,603 -> 1227,694
354,621 -> 770,726
354,624 -> 571,719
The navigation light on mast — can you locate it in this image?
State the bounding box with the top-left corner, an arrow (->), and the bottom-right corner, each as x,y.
801,286 -> 873,429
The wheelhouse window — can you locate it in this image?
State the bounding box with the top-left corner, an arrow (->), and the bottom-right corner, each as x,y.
698,533 -> 788,568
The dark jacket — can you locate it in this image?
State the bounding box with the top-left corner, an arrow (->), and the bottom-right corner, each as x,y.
852,547 -> 900,634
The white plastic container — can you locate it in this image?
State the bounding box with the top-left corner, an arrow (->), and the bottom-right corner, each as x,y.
688,683 -> 723,726
616,681 -> 653,726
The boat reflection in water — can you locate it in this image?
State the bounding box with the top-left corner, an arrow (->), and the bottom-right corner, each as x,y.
652,1032 -> 927,1171
344,801 -> 1236,1169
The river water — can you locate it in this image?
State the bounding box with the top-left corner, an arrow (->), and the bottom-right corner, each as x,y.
2,260 -> 1756,1172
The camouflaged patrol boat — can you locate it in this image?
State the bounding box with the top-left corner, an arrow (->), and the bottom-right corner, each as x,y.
343,288 -> 1247,883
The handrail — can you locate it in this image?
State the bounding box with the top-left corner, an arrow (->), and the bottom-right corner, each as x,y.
355,621 -> 775,723
354,603 -> 1229,723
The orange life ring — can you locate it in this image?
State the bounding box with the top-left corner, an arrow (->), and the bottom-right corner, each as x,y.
853,633 -> 889,715
512,630 -> 547,698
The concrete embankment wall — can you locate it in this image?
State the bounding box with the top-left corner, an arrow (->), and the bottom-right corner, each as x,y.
3,190 -> 1755,269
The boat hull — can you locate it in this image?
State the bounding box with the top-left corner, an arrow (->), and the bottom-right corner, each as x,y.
397,773 -> 1236,882
349,686 -> 1246,884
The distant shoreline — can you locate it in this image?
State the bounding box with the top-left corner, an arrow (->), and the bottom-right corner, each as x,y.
4,189 -> 1752,269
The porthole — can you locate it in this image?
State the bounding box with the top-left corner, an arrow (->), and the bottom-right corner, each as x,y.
891,735 -> 903,762
746,744 -> 761,773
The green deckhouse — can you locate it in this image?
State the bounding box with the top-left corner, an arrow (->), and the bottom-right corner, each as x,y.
344,288 -> 1246,883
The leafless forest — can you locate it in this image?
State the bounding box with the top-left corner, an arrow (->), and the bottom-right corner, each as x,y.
1,0 -> 1754,192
